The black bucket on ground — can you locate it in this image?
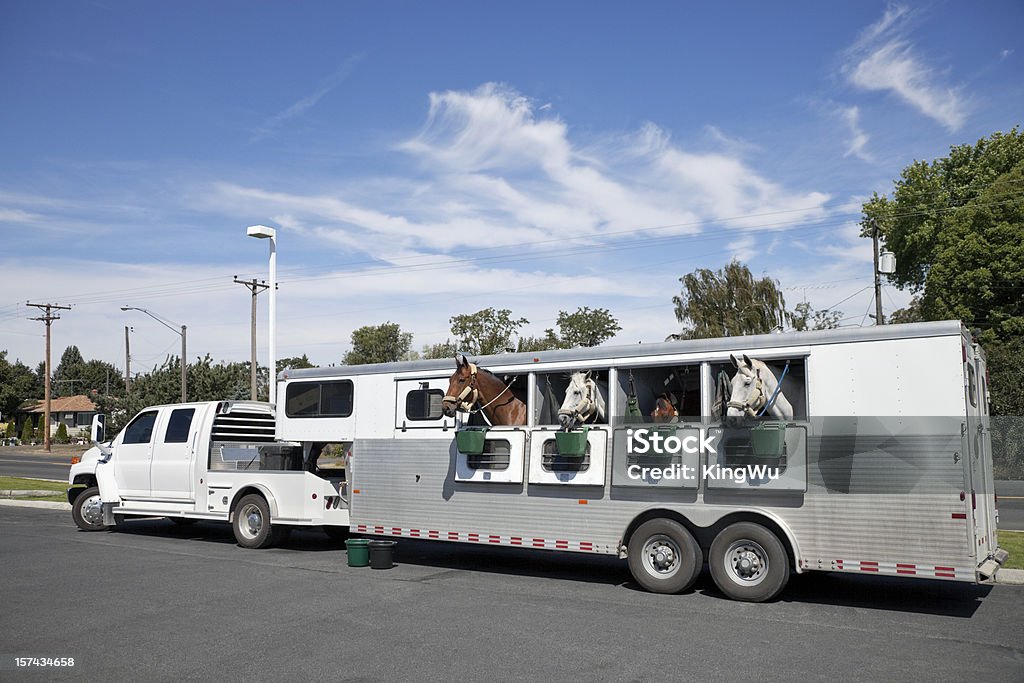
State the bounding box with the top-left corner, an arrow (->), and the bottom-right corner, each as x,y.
369,540 -> 397,569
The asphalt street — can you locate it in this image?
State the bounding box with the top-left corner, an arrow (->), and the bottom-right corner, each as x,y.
2,506 -> 1023,681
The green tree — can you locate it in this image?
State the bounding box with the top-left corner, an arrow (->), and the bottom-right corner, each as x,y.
277,354 -> 315,373
450,308 -> 528,356
670,259 -> 787,339
861,128 -> 1024,341
0,350 -> 42,419
36,414 -> 46,441
516,330 -> 563,353
421,339 -> 459,360
54,421 -> 70,444
5,421 -> 15,439
555,307 -> 622,347
343,322 -> 413,365
20,416 -> 34,442
788,302 -> 842,331
52,345 -> 85,397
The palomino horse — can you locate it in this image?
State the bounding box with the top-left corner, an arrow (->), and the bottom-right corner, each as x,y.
726,354 -> 793,421
557,371 -> 606,430
442,354 -> 527,426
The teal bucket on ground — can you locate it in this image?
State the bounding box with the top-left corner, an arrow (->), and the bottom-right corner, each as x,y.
346,538 -> 370,567
749,423 -> 786,457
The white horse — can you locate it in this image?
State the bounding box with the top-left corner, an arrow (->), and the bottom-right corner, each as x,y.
726,354 -> 793,421
557,371 -> 607,430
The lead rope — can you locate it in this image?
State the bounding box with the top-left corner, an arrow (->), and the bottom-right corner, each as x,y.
756,360 -> 791,417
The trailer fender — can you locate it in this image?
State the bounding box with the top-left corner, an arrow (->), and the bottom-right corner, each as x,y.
229,485 -> 281,523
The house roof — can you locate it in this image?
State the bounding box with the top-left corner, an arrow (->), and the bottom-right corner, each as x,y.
21,395 -> 97,414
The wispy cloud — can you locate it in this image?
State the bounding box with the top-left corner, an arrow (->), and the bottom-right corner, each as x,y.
843,4 -> 968,131
250,54 -> 364,142
839,105 -> 872,162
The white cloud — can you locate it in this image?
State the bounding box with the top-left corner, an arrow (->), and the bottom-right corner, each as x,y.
839,106 -> 872,162
843,4 -> 968,131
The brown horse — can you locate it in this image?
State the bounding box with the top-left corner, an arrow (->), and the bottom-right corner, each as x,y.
651,393 -> 679,422
442,354 -> 527,426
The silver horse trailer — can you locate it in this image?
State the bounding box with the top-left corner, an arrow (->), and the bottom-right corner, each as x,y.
277,320 -> 1005,601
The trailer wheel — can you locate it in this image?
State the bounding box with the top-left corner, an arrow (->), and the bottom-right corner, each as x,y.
709,522 -> 790,602
627,518 -> 702,594
233,494 -> 276,549
71,486 -> 108,532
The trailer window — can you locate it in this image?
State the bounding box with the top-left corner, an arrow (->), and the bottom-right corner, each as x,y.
122,411 -> 158,445
967,364 -> 978,408
466,440 -> 511,471
285,380 -> 354,418
163,408 -> 195,443
406,389 -> 445,421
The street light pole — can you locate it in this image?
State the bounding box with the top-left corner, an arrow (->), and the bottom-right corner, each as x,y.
247,226 -> 277,406
121,306 -> 187,403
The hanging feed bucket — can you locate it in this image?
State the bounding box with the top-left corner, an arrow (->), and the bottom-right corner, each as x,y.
369,540 -> 397,570
455,428 -> 488,455
555,426 -> 589,457
749,423 -> 786,458
345,538 -> 370,567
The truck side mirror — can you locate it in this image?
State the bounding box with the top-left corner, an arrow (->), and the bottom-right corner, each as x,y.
91,414 -> 106,444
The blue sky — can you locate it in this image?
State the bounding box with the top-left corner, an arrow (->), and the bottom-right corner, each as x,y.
1,1 -> 1021,371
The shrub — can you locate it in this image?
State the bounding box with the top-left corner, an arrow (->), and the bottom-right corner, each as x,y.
54,422 -> 70,444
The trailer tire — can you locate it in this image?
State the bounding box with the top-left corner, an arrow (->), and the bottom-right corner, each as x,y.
709,522 -> 790,602
71,486 -> 108,532
627,518 -> 702,594
233,494 -> 276,549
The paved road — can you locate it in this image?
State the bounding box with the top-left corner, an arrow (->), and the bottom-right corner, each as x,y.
997,480 -> 1024,531
2,506 -> 1023,681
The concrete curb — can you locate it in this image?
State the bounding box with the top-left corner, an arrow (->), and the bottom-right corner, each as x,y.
0,499 -> 71,510
994,568 -> 1024,586
1,489 -> 62,498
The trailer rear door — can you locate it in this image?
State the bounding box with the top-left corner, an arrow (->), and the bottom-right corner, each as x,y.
963,334 -> 997,562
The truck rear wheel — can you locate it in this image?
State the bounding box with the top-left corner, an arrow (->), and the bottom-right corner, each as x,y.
233,494 -> 276,549
709,522 -> 790,602
627,518 -> 702,594
71,486 -> 108,532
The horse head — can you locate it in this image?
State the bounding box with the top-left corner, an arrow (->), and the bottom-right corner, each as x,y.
558,371 -> 606,430
651,393 -> 679,422
442,354 -> 478,417
726,354 -> 793,422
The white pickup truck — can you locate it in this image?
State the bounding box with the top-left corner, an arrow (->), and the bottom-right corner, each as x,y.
67,400 -> 350,547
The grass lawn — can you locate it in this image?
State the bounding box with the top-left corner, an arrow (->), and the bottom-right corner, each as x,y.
0,476 -> 67,492
999,530 -> 1024,570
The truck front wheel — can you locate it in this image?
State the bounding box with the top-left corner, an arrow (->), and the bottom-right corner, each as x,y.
71,486 -> 108,532
233,494 -> 276,549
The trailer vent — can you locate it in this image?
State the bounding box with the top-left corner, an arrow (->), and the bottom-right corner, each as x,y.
211,411 -> 276,443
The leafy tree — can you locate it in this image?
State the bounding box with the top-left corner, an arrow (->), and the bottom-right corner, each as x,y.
555,307 -> 622,347
450,308 -> 528,356
52,345 -> 86,397
670,260 -> 787,339
861,128 -> 1024,341
54,422 -> 70,444
20,416 -> 34,443
887,296 -> 925,324
343,322 -> 413,365
0,350 -> 42,419
517,330 -> 563,353
277,355 -> 315,373
4,421 -> 15,439
788,302 -> 842,331
421,339 -> 459,360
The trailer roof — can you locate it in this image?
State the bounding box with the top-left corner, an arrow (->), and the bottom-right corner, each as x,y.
280,320 -> 967,381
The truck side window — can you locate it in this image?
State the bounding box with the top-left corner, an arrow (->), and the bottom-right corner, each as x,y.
164,408 -> 196,443
123,411 -> 158,445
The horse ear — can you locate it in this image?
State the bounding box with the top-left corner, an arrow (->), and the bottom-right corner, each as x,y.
455,353 -> 466,368
743,353 -> 753,367
730,354 -> 739,368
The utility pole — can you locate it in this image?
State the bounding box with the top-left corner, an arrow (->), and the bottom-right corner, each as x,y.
234,277 -> 270,400
26,302 -> 71,452
871,219 -> 885,325
124,326 -> 132,395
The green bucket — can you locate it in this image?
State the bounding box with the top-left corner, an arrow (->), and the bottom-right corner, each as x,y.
345,538 -> 370,567
555,426 -> 589,457
750,423 -> 786,458
455,428 -> 488,455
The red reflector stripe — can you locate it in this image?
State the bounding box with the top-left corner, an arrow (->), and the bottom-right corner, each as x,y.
392,527 -> 402,534
952,513 -> 966,519
936,566 -> 955,572
488,535 -> 501,544
468,533 -> 479,542
511,537 -> 523,545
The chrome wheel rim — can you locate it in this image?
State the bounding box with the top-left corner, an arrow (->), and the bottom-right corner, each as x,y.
81,494 -> 103,526
642,534 -> 682,578
239,503 -> 263,539
723,539 -> 769,585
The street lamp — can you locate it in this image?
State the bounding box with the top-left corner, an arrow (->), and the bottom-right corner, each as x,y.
247,225 -> 277,406
121,306 -> 187,403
